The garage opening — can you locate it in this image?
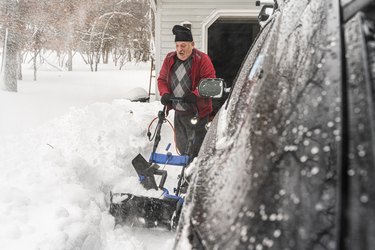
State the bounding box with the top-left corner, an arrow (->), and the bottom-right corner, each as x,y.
207,19 -> 260,113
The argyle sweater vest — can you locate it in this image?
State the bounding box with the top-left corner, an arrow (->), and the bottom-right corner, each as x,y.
170,56 -> 194,112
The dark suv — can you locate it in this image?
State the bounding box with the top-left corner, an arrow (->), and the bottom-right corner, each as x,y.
175,0 -> 375,249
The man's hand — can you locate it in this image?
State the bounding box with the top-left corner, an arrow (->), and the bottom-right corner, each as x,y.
183,93 -> 197,103
161,94 -> 172,105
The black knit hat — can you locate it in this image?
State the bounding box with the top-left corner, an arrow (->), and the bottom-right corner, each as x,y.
172,25 -> 193,42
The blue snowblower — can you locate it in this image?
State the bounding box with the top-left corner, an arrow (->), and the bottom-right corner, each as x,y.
109,79 -> 226,230
109,103 -> 194,230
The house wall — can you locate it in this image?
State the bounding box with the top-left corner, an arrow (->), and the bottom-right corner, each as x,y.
154,0 -> 260,97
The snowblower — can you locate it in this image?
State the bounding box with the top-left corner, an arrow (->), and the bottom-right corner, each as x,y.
109,99 -> 195,230
109,78 -> 226,230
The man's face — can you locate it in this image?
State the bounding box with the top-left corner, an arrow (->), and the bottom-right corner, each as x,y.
175,41 -> 194,61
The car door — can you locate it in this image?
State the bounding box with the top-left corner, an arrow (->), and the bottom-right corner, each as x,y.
339,0 -> 375,249
175,0 -> 375,249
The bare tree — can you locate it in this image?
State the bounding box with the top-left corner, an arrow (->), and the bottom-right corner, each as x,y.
0,0 -> 153,80
1,0 -> 21,92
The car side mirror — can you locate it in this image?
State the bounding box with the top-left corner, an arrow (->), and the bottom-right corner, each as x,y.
258,5 -> 274,23
198,78 -> 227,99
256,1 -> 275,26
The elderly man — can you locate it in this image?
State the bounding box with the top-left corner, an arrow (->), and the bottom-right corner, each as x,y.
157,25 -> 216,158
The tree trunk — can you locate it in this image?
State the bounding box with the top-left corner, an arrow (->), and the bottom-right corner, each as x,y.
17,51 -> 22,80
113,49 -> 118,66
95,57 -> 99,72
3,28 -> 18,92
89,52 -> 94,72
1,29 -> 6,73
67,49 -> 73,71
102,46 -> 109,64
33,50 -> 37,81
128,49 -> 132,62
94,50 -> 100,72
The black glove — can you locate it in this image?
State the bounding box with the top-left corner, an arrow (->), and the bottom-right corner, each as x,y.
183,93 -> 197,103
161,93 -> 172,105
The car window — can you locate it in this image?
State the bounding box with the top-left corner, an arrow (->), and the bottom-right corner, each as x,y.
341,0 -> 374,21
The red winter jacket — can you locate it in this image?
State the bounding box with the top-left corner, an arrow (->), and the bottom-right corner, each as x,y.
157,48 -> 216,118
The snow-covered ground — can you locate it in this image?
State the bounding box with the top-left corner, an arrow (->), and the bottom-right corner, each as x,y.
0,59 -> 178,249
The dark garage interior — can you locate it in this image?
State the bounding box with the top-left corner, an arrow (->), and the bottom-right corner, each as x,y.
208,19 -> 260,114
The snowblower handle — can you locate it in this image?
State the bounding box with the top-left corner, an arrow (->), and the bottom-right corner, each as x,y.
169,97 -> 184,102
170,96 -> 199,117
152,107 -> 167,153
157,108 -> 166,120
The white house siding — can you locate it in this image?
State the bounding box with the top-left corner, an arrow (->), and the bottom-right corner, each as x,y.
155,0 -> 260,97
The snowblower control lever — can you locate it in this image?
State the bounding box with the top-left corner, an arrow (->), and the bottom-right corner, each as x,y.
145,165 -> 168,190
132,153 -> 168,190
152,107 -> 166,153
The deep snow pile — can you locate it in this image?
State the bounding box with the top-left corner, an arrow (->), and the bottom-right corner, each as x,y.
0,59 -> 177,249
0,62 -> 156,137
0,100 -> 176,249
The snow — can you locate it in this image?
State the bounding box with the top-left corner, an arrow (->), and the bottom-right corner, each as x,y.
0,59 -> 177,249
124,87 -> 150,102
